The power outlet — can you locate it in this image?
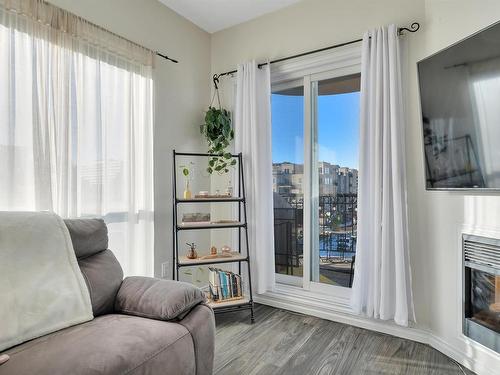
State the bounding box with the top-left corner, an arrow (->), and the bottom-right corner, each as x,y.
161,261 -> 171,279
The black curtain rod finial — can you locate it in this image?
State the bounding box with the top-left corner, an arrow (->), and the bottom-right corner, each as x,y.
155,51 -> 179,64
398,22 -> 420,35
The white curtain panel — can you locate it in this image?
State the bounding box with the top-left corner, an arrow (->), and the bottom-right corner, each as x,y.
235,61 -> 275,294
351,25 -> 415,326
0,0 -> 154,276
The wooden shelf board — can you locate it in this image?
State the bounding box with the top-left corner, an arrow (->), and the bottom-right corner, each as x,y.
207,298 -> 251,309
177,222 -> 245,230
178,254 -> 247,266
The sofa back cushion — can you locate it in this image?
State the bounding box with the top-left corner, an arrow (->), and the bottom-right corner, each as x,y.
64,218 -> 123,316
64,218 -> 109,259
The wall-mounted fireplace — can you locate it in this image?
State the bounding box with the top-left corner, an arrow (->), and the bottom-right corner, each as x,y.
463,234 -> 500,353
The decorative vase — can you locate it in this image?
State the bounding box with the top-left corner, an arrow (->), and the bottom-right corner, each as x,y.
186,243 -> 197,259
184,180 -> 192,199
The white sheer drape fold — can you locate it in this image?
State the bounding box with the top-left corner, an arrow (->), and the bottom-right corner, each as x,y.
0,0 -> 154,276
235,61 -> 275,294
0,0 -> 153,67
351,25 -> 415,326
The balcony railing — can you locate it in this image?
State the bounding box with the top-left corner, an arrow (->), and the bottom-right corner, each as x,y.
274,193 -> 357,286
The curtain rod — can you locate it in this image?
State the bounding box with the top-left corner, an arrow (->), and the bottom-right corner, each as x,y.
213,22 -> 420,83
32,1 -> 179,64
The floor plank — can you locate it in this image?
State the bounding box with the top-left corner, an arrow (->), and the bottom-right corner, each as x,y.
215,304 -> 473,375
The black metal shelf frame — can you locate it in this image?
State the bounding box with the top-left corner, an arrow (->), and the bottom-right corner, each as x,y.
178,256 -> 249,268
172,150 -> 255,322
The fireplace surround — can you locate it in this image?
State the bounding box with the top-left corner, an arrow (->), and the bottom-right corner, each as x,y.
463,234 -> 500,353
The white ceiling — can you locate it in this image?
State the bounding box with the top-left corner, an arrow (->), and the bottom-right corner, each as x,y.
158,0 -> 303,33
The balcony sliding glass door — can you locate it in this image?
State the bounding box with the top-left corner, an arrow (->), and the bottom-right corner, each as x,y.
272,80 -> 304,286
272,67 -> 361,293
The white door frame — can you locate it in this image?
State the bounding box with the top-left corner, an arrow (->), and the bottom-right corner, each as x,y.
271,43 -> 361,300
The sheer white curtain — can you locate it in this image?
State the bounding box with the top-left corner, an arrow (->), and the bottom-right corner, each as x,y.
0,0 -> 154,276
351,25 -> 415,326
235,61 -> 275,294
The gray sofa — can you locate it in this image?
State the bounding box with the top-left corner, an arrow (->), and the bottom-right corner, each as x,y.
0,219 -> 215,375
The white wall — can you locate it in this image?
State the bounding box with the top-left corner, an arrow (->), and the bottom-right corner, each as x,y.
211,0 -> 500,373
47,0 -> 211,278
406,1 -> 500,372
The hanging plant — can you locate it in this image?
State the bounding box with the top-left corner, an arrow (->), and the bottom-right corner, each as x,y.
201,74 -> 236,175
201,107 -> 236,174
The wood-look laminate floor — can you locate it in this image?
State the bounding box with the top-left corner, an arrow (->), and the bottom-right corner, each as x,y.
214,304 -> 474,375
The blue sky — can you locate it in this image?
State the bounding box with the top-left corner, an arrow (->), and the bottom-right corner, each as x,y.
271,92 -> 360,169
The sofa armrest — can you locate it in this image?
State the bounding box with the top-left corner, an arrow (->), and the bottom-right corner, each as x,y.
115,276 -> 206,321
178,304 -> 215,375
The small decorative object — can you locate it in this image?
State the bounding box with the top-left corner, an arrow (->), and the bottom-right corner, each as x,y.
221,245 -> 232,255
184,182 -> 191,199
490,302 -> 500,313
182,213 -> 211,225
226,179 -> 233,197
179,162 -> 194,199
210,246 -> 217,255
186,242 -> 198,259
198,191 -> 209,197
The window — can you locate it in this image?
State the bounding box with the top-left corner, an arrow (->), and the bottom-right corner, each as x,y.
272,49 -> 361,293
0,2 -> 154,276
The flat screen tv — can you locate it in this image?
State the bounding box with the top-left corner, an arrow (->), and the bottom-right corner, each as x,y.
418,22 -> 500,190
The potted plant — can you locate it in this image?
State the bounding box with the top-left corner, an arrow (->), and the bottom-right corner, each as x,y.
200,106 -> 236,174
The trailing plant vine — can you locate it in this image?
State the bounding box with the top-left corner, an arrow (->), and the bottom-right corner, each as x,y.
201,107 -> 236,174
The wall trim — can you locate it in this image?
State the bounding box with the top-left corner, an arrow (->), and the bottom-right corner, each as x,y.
254,289 -> 499,375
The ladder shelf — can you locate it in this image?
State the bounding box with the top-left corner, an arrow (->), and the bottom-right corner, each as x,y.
172,150 -> 254,322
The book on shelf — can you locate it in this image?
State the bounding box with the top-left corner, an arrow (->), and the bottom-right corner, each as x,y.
208,267 -> 242,302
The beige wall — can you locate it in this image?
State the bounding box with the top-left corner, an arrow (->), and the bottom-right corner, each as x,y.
211,0 -> 424,74
47,0 -> 211,278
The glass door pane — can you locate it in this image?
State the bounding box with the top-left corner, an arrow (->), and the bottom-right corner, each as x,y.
311,74 -> 360,287
272,83 -> 304,283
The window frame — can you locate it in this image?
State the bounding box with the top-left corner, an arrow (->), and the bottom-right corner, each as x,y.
271,44 -> 361,298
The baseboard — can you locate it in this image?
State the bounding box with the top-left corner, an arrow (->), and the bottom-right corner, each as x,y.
254,291 -> 499,375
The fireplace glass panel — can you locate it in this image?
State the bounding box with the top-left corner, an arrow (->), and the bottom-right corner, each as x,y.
469,269 -> 500,333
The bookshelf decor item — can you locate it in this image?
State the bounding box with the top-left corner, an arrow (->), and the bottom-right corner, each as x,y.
172,150 -> 254,322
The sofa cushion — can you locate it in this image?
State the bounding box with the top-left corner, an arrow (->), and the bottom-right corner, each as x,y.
78,250 -> 123,316
115,277 -> 206,321
64,218 -> 108,259
0,314 -> 196,375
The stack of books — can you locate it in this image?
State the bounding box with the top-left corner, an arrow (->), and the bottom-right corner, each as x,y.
208,267 -> 243,302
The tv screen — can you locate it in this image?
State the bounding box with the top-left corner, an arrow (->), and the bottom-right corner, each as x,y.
418,22 -> 500,190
